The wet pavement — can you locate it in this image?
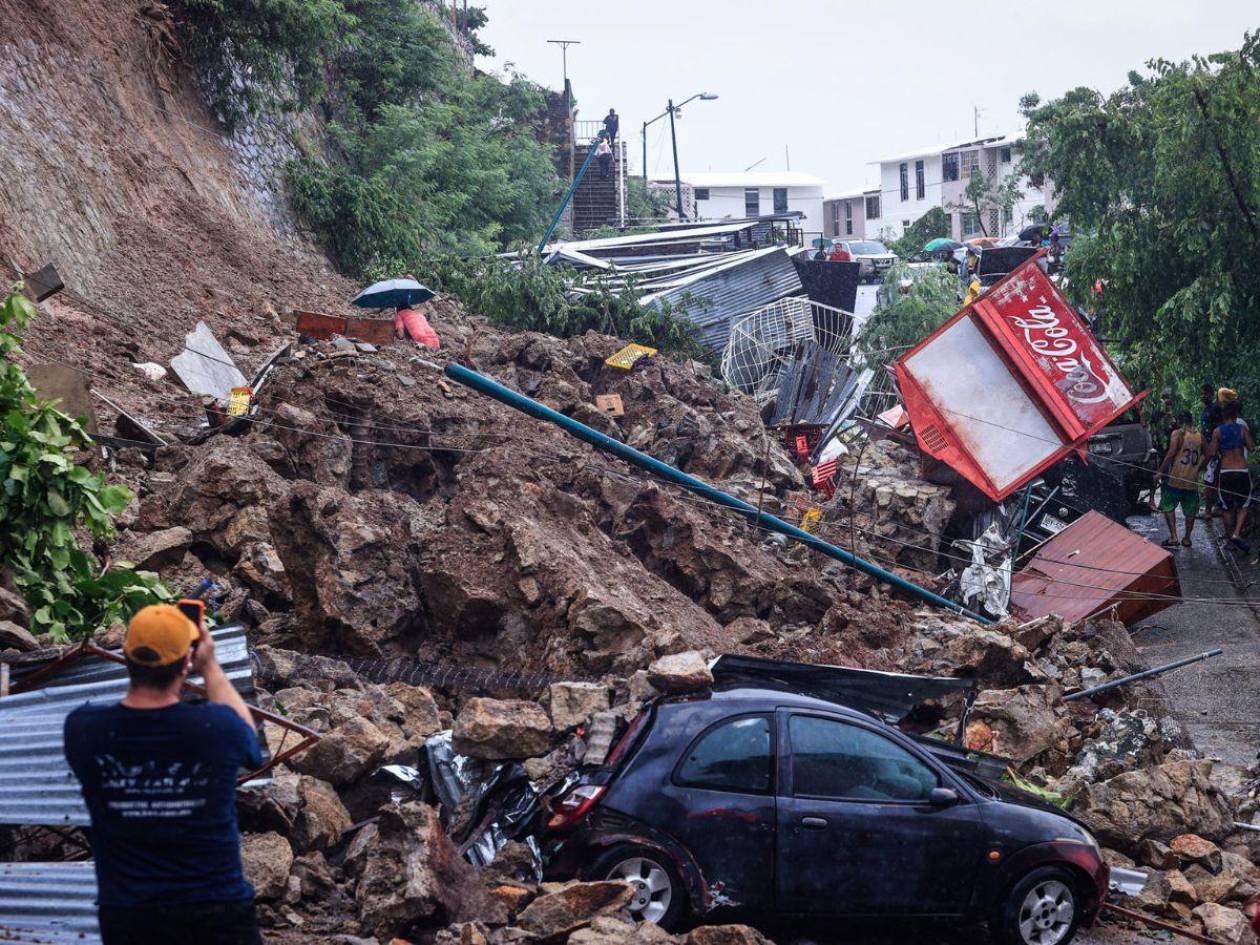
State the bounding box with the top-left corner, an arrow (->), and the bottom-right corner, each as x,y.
1128,510 -> 1260,767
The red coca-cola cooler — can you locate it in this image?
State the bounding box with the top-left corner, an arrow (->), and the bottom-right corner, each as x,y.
894,255 -> 1144,502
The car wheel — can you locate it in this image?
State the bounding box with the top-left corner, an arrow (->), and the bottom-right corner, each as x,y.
588,845 -> 686,929
994,867 -> 1081,945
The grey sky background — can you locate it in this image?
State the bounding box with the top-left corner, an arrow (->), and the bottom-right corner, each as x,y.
477,1 -> 1257,195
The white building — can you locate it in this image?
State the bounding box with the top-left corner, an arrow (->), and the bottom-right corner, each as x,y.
822,186 -> 882,241
682,171 -> 826,235
868,132 -> 1051,242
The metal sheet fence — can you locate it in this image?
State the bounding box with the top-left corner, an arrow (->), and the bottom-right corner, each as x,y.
0,861 -> 99,944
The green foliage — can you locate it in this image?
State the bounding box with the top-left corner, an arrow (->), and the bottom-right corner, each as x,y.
889,207 -> 951,258
0,287 -> 170,641
626,178 -> 672,224
288,69 -> 557,266
1020,31 -> 1260,410
949,170 -> 1024,237
171,0 -> 495,127
856,262 -> 959,372
423,252 -> 710,361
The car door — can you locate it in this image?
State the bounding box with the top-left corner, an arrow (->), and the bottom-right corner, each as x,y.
775,711 -> 986,917
657,713 -> 777,914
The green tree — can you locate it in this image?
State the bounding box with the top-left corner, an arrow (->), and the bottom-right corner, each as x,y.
948,169 -> 1023,237
0,287 -> 170,641
889,207 -> 951,258
856,262 -> 959,373
1019,32 -> 1260,407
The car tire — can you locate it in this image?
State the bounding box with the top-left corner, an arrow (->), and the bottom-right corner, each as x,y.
993,866 -> 1082,945
587,844 -> 687,930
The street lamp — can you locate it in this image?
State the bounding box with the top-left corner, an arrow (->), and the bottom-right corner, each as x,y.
641,92 -> 718,221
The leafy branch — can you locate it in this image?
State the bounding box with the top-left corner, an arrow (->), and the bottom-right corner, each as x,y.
0,286 -> 170,641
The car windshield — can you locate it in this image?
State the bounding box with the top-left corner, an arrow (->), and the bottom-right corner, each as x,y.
849,241 -> 887,254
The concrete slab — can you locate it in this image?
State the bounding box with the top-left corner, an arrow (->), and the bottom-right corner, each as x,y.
169,321 -> 246,400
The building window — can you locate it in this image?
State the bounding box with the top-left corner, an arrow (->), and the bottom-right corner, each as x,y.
773,187 -> 788,214
899,163 -> 909,202
915,160 -> 925,200
960,151 -> 979,179
999,146 -> 1012,163
902,220 -> 910,230
961,210 -> 981,235
744,188 -> 760,217
942,152 -> 959,182
830,201 -> 840,236
844,201 -> 853,235
865,194 -> 880,220
694,187 -> 710,201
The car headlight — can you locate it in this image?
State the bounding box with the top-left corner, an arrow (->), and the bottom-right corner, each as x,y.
1057,827 -> 1100,854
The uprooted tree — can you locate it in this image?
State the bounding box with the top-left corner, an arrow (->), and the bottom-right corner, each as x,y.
0,286 -> 169,640
1018,31 -> 1260,409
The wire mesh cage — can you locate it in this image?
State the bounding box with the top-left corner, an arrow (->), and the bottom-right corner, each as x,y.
720,295 -> 856,399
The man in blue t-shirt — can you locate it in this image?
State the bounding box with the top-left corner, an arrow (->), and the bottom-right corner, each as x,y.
64,604 -> 264,945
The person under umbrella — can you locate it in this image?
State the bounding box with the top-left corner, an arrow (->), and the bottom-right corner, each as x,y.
351,277 -> 439,348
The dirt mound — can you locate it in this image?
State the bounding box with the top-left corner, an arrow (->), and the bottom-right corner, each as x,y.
0,0 -> 356,420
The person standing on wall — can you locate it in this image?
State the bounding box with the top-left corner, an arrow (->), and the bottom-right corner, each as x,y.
64,604 -> 265,945
603,108 -> 619,149
1156,410 -> 1204,548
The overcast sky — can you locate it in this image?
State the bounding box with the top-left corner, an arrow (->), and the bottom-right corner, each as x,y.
476,1 -> 1257,195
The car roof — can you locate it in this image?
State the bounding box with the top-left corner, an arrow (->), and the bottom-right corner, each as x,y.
675,684 -> 884,722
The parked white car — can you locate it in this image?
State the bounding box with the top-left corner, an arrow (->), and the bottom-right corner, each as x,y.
833,240 -> 897,283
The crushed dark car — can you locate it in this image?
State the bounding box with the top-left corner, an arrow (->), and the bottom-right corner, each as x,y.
542,667 -> 1108,945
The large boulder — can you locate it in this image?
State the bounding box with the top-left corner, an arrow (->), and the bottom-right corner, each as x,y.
114,525 -> 192,569
1192,903 -> 1257,945
1075,758 -> 1236,852
646,651 -> 713,695
1066,709 -> 1167,783
452,698 -> 553,760
686,926 -> 775,945
240,831 -> 294,901
355,801 -> 487,940
966,685 -> 1071,766
514,881 -> 634,939
289,716 -> 391,785
269,482 -> 426,655
550,682 -> 611,731
294,775 -> 353,851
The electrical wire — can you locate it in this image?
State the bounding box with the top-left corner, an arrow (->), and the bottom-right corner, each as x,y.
18,334 -> 1260,604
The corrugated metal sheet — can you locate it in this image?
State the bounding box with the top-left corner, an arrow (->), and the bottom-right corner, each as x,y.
0,861 -> 99,944
1009,511 -> 1181,625
0,625 -> 255,827
642,247 -> 804,352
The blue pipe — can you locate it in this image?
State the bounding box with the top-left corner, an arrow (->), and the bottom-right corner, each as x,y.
538,136 -> 602,253
444,362 -> 992,624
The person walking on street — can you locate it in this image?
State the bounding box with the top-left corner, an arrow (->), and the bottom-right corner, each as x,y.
603,108 -> 619,149
1200,383 -> 1225,515
1156,411 -> 1204,547
65,604 -> 264,945
595,136 -> 613,179
1205,395 -> 1254,552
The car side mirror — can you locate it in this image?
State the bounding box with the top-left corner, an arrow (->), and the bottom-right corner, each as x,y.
929,787 -> 960,807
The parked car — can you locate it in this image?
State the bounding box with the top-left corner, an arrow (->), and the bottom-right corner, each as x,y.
832,240 -> 897,283
1085,408 -> 1158,509
544,686 -> 1108,945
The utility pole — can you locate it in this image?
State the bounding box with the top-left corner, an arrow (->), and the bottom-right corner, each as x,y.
548,40 -> 581,182
668,99 -> 684,221
785,144 -> 790,171
973,105 -> 985,137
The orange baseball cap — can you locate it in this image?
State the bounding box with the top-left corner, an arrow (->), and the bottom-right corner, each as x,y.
124,604 -> 199,667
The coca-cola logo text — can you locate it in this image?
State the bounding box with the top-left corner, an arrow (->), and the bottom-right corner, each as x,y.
1004,304 -> 1112,405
